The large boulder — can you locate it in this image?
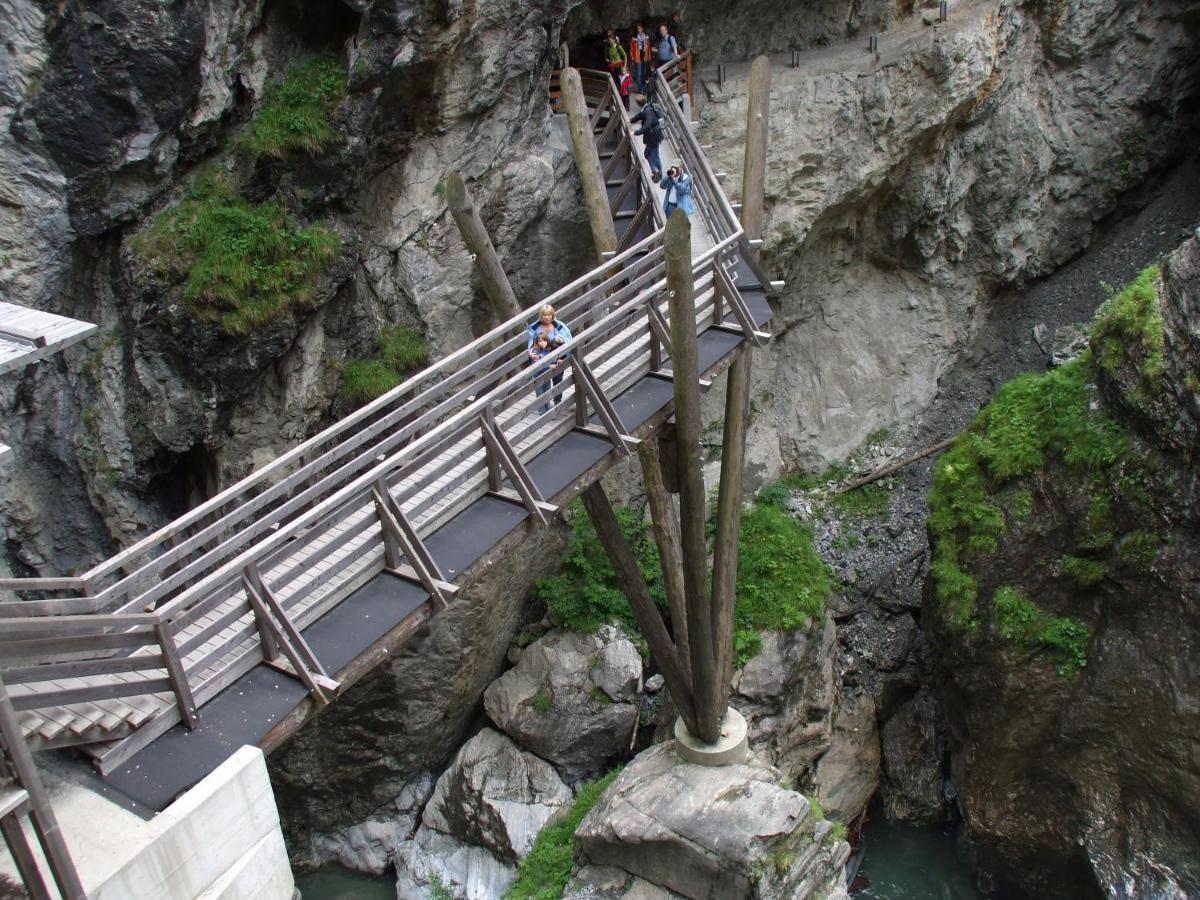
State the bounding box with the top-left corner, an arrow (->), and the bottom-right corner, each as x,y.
575,742 -> 850,900
421,728 -> 572,864
393,826 -> 517,900
878,690 -> 948,824
731,616 -> 838,783
808,689 -> 880,821
484,625 -> 642,781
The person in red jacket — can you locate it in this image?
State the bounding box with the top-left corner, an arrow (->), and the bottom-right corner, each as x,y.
629,23 -> 650,93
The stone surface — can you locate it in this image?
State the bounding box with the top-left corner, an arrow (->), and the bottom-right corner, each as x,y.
302,771 -> 434,874
878,691 -> 948,825
700,0 -> 1200,474
484,625 -> 642,781
808,690 -> 880,821
575,742 -> 850,900
565,865 -> 687,899
924,237 -> 1200,895
731,617 -> 838,784
421,728 -> 572,864
393,825 -> 516,900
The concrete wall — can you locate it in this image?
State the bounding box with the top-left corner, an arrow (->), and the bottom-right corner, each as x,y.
91,746 -> 294,900
0,746 -> 294,900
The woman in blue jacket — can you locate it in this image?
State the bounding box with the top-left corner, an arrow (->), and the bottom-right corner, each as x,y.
660,161 -> 695,218
526,304 -> 573,410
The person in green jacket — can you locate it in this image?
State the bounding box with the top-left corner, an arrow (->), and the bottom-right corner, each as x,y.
604,31 -> 628,82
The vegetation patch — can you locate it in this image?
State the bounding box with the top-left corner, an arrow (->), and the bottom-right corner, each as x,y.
1091,264 -> 1164,391
927,352 -> 1129,627
531,691 -> 552,715
536,500 -> 834,668
341,324 -> 429,406
505,768 -> 623,900
135,172 -> 340,335
242,53 -> 346,158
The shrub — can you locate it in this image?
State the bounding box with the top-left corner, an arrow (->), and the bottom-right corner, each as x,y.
1060,555 -> 1106,587
242,53 -> 346,157
505,768 -> 623,899
135,172 -> 340,335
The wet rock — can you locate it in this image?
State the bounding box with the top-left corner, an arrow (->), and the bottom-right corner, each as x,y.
564,866 -> 686,899
393,826 -> 516,900
575,742 -> 850,900
304,771 -> 434,874
808,691 -> 880,821
421,728 -> 572,864
879,690 -> 948,825
732,617 -> 838,783
484,625 -> 642,781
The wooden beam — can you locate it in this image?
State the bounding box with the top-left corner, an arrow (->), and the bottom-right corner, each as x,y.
155,620 -> 199,729
740,55 -> 771,263
637,438 -> 690,676
579,484 -> 697,736
371,484 -> 453,610
479,417 -> 551,526
664,209 -> 722,744
446,171 -> 522,321
710,345 -> 752,694
243,564 -> 331,704
562,67 -> 619,260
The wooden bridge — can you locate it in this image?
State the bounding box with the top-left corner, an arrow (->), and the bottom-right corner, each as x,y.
0,58 -> 775,811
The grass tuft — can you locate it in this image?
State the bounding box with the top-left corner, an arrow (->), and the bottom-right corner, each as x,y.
242,53 -> 346,158
135,172 -> 339,335
992,585 -> 1090,674
1091,264 -> 1164,388
505,768 -> 623,900
340,325 -> 428,406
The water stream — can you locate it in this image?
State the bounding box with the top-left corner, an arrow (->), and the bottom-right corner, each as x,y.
294,865 -> 393,899
853,810 -> 983,900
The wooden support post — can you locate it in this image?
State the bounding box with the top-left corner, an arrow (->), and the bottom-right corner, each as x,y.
657,422 -> 681,494
710,345 -> 753,694
0,676 -> 87,900
243,564 -> 333,704
1,808 -> 53,900
155,620 -> 199,729
637,438 -> 690,676
446,171 -> 522,321
562,67 -> 619,260
664,210 -> 722,744
580,483 -> 697,736
372,482 -> 455,609
741,55 -> 771,263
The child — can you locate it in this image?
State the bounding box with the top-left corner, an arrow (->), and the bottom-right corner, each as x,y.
618,65 -> 634,111
529,333 -> 558,415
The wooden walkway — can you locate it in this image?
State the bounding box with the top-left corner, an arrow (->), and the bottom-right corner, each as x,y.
0,60 -> 775,810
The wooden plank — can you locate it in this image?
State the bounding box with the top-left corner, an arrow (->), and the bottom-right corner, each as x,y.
1,654 -> 165,685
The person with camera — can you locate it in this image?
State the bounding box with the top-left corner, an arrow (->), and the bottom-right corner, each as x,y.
660,161 -> 695,218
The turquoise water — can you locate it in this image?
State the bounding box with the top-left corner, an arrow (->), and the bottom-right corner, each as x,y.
853,814 -> 983,899
294,866 -> 394,900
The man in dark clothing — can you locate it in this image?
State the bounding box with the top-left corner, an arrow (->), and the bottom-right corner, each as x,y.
631,102 -> 664,180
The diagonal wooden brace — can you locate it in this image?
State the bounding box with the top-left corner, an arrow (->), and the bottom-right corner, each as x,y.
372,480 -> 454,610
479,416 -> 551,526
571,353 -> 634,456
243,562 -> 335,704
714,262 -> 771,347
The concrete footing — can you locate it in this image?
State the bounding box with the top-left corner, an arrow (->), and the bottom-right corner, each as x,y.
674,707 -> 749,766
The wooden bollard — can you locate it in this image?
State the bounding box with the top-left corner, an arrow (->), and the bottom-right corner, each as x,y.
561,67 -> 619,261
740,56 -> 771,263
446,171 -> 521,321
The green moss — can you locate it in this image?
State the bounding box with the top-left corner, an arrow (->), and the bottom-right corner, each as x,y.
991,585 -> 1091,674
928,352 -> 1130,629
1115,530 -> 1160,570
590,686 -> 612,705
1009,490 -> 1034,524
1060,555 -> 1105,587
429,874 -> 454,900
531,691 -> 552,714
242,53 -> 346,157
831,821 -> 848,842
135,172 -> 340,335
505,768 -> 623,899
341,325 -> 429,406
829,481 -> 891,520
1091,264 -> 1163,387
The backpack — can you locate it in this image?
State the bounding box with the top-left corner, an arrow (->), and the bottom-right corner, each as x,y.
645,105 -> 664,142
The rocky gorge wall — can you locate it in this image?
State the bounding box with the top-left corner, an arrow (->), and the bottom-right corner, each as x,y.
924,235 -> 1200,898
0,0 -> 591,576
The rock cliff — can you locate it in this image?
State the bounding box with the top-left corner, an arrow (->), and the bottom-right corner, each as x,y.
923,236 -> 1200,897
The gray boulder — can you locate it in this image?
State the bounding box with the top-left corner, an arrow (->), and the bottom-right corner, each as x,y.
731,617 -> 838,783
879,690 -> 949,824
421,728 -> 572,864
393,825 -> 516,900
808,690 -> 880,821
484,625 -> 642,780
565,865 -> 687,899
575,743 -> 850,900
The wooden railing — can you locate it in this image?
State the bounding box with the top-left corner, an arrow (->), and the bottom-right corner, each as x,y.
0,64 -> 757,755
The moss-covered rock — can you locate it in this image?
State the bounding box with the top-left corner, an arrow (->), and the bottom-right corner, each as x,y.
924,243 -> 1200,898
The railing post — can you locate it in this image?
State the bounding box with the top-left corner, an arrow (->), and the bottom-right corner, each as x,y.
155,619 -> 198,729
